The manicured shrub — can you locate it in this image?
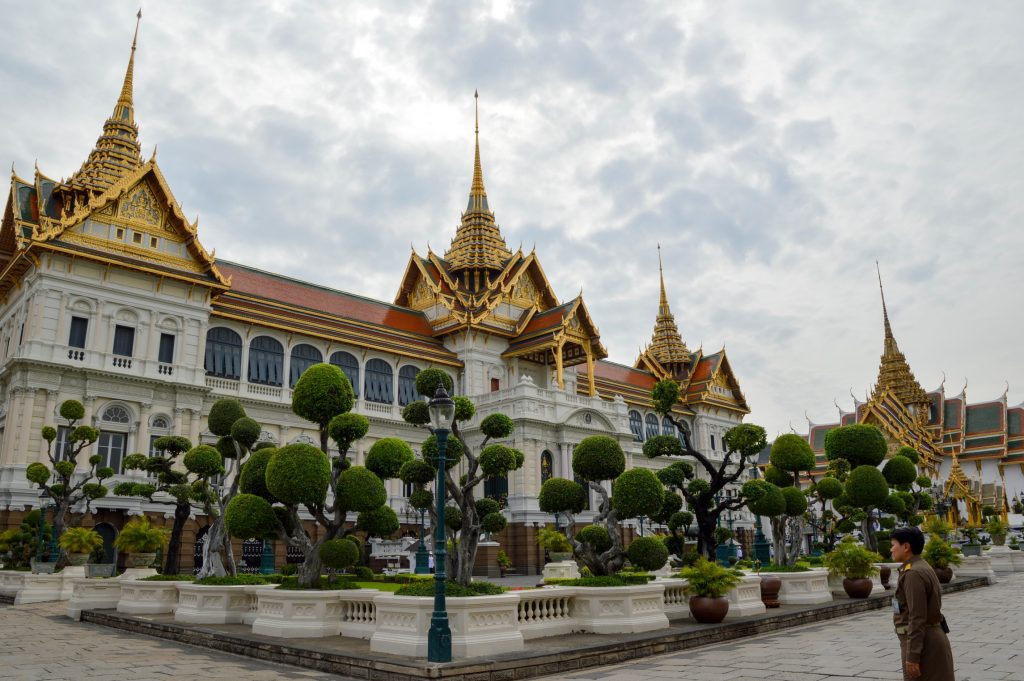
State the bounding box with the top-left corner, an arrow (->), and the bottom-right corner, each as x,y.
59,400 -> 86,421
402,401 -> 431,425
409,489 -> 433,510
651,380 -> 681,413
230,417 -> 262,449
627,536 -> 669,571
239,447 -> 276,500
41,426 -> 57,442
539,478 -> 587,515
844,465 -> 889,508
400,459 -> 435,486
814,476 -> 844,500
896,446 -> 920,464
356,506 -> 399,537
26,462 -> 50,485
444,506 -> 463,531
479,444 -> 517,477
422,433 -> 464,469
572,436 -> 625,482
319,538 -> 360,570
414,368 -> 453,397
611,468 -> 665,519
208,399 -> 246,436
763,465 -> 794,488
656,460 -> 694,488
475,498 -> 500,518
184,445 -> 225,478
215,435 -> 239,459
781,485 -> 808,516
453,396 -> 475,422
336,466 -> 387,512
292,363 -> 355,427
575,525 -> 612,553
882,455 -> 917,486
225,493 -> 277,539
480,413 -> 514,439
353,565 -> 373,580
481,512 -> 508,533
196,574 -> 268,586
266,443 -> 331,507
770,434 -> 816,473
668,511 -> 694,534
365,438 -> 414,480
394,580 -> 503,597
823,424 -> 887,467
642,434 -> 684,458
880,493 -> 906,515
153,435 -> 192,455
742,479 -> 786,517
653,492 -> 684,523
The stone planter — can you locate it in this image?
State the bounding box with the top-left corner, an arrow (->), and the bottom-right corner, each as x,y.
961,544 -> 982,557
126,553 -> 157,568
117,579 -> 189,615
118,568 -> 158,581
768,569 -> 833,605
0,570 -> 27,597
67,577 -> 122,620
175,584 -> 272,625
569,583 -> 669,634
957,555 -> 996,584
14,573 -> 64,604
725,574 -> 766,619
60,565 -> 86,600
986,545 -> 1017,573
542,560 -> 580,581
517,587 -> 576,640
86,564 -> 116,578
251,589 -> 338,638
66,553 -> 90,566
371,592 -> 523,658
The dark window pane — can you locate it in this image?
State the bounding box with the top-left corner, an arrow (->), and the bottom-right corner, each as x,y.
112,325 -> 135,357
397,365 -> 420,406
158,333 -> 175,364
329,351 -> 360,398
204,327 -> 243,379
484,475 -> 508,508
69,317 -> 88,348
364,358 -> 393,404
248,336 -> 284,386
629,410 -> 644,442
289,344 -> 322,388
98,431 -> 126,473
645,413 -> 660,440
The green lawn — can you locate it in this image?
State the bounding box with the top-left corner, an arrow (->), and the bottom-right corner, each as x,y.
353,581 -> 403,592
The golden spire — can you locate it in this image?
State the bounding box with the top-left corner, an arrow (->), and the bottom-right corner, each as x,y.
445,91 -> 512,277
645,244 -> 690,369
62,11 -> 144,196
872,262 -> 929,412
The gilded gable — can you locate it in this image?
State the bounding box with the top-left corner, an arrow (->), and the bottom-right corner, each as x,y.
118,182 -> 162,228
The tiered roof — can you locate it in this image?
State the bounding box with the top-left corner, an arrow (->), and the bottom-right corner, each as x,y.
872,266 -> 929,413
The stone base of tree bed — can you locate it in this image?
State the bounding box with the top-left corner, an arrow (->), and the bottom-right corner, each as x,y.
541,560 -> 580,581
957,556 -> 995,584
67,577 -> 122,620
986,545 -> 1022,573
0,570 -> 27,598
117,580 -> 190,615
724,574 -> 767,619
14,573 -> 64,604
59,565 -> 86,600
765,569 -> 833,605
175,584 -> 276,625
119,568 -> 158,581
371,593 -> 524,658
570,583 -> 669,634
252,588 -> 380,639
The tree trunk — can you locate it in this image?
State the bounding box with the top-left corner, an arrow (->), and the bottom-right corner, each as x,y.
695,511 -> 717,559
298,538 -> 324,589
198,517 -> 229,578
163,502 -> 191,575
770,516 -> 786,565
862,513 -> 878,553
785,516 -> 804,566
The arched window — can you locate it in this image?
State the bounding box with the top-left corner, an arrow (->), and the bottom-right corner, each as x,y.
364,358 -> 394,404
645,413 -> 660,440
150,415 -> 170,430
101,405 -> 131,424
98,404 -> 131,474
248,336 -> 284,386
678,422 -> 693,451
289,344 -> 322,388
484,475 -> 508,507
629,410 -> 644,442
204,327 -> 242,380
397,365 -> 420,406
662,416 -> 675,436
541,451 -> 553,484
329,351 -> 360,398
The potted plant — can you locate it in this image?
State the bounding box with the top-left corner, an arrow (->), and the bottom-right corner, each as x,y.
961,527 -> 982,556
1009,535 -> 1020,551
985,517 -> 1008,546
536,527 -> 573,562
753,559 -> 782,608
679,556 -> 742,623
922,537 -> 962,583
114,517 -> 169,567
58,527 -> 103,566
822,538 -> 882,598
496,549 -> 512,577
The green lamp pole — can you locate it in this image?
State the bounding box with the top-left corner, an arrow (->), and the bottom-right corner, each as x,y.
260,539 -> 275,574
48,500 -> 59,562
36,488 -> 49,562
414,508 -> 430,574
427,386 -> 456,663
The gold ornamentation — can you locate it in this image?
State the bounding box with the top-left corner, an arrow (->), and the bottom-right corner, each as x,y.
119,184 -> 161,226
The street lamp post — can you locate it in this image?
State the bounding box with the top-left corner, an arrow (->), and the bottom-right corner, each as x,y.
36,488 -> 49,562
747,465 -> 771,565
260,539 -> 275,575
427,386 -> 456,663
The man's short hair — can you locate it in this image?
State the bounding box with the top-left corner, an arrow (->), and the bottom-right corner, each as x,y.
890,527 -> 925,554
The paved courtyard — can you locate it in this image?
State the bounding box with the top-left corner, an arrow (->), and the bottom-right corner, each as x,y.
0,574 -> 1020,681
553,573 -> 1024,681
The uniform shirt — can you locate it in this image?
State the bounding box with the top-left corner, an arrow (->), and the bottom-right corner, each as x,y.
893,554 -> 943,664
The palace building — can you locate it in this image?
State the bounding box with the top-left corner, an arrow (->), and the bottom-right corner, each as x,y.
794,271 -> 1022,525
0,24 -> 752,573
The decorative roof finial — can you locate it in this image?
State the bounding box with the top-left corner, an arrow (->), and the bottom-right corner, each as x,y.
876,260 -> 894,343
120,9 -> 142,106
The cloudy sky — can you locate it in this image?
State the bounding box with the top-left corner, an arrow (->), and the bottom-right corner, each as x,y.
2,1 -> 1022,437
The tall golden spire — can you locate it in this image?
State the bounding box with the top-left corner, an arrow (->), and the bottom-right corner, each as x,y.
872,262 -> 929,413
445,91 -> 512,280
62,10 -> 144,196
645,245 -> 690,369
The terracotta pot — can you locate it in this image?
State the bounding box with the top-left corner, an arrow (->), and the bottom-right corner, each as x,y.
689,596 -> 730,624
842,577 -> 873,599
879,566 -> 892,589
759,575 -> 782,608
934,567 -> 953,584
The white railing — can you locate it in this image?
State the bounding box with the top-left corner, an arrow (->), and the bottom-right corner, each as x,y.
206,376 -> 240,392
517,588 -> 576,639
662,579 -> 690,618
247,383 -> 282,398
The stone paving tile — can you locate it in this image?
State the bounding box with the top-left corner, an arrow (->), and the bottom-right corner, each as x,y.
551,573 -> 1024,681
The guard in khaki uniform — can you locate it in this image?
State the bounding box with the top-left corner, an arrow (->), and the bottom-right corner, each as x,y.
890,527 -> 954,680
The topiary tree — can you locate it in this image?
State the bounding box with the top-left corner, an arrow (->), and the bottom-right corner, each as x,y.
225,363 -> 397,588
189,399 -> 262,578
24,399 -> 105,566
805,475 -> 848,552
0,509 -> 52,568
537,435 -> 665,575
761,433 -> 816,565
399,368 -> 523,586
626,535 -> 670,572
115,435 -> 217,574
645,390 -> 769,558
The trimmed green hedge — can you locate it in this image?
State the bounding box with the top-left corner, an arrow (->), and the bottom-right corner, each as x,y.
195,574 -> 268,586
394,580 -> 505,597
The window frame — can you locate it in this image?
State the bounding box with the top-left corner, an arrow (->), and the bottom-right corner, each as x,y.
112,324 -> 135,357
68,316 -> 88,349
204,327 -> 243,380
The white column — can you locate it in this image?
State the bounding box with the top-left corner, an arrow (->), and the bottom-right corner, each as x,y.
173,407 -> 185,436
41,390 -> 59,459
188,408 -> 202,444
137,403 -> 152,458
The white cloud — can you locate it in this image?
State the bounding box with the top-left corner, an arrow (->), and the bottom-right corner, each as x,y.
2,0 -> 1022,437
